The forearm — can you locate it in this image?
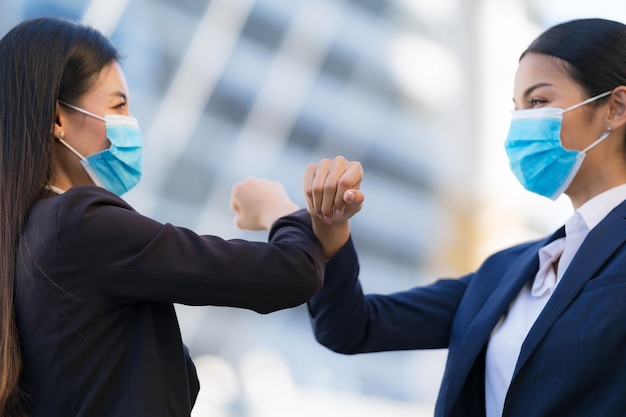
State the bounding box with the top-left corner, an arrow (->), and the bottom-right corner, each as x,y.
308,237 -> 368,353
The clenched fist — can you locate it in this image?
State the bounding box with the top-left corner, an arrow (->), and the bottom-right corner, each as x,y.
303,156 -> 364,224
231,177 -> 299,230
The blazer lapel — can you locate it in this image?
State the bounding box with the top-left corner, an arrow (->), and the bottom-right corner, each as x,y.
440,228 -> 564,417
514,202 -> 626,378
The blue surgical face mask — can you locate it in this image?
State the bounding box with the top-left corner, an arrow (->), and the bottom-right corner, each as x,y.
504,91 -> 612,200
58,101 -> 143,196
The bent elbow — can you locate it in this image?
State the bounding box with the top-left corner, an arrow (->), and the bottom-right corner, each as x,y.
314,332 -> 360,355
311,318 -> 364,355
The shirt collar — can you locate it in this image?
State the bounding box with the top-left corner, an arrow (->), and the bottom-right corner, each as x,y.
576,184 -> 626,231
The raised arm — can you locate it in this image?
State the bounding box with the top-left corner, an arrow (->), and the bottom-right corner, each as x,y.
303,156 -> 364,259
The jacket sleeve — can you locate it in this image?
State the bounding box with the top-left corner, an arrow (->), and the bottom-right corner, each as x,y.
308,236 -> 470,353
56,186 -> 324,313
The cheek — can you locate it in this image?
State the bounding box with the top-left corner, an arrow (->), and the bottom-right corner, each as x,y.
99,135 -> 112,151
85,122 -> 110,153
560,117 -> 588,151
69,123 -> 109,158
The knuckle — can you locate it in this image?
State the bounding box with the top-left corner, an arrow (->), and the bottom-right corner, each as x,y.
338,176 -> 353,188
311,183 -> 325,194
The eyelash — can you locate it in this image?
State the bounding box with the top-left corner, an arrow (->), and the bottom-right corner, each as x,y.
529,98 -> 546,107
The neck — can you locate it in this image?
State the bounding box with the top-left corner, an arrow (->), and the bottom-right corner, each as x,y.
51,141 -> 94,190
567,177 -> 626,210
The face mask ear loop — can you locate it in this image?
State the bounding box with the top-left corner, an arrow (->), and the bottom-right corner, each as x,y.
58,101 -> 106,121
56,138 -> 104,187
563,90 -> 613,113
581,127 -> 613,154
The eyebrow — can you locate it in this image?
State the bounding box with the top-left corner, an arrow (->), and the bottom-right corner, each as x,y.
512,82 -> 553,103
109,91 -> 127,101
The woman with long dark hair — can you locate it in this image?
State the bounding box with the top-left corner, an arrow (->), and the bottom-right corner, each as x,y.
0,17 -> 351,417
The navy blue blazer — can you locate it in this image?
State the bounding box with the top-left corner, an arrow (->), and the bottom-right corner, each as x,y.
308,199 -> 626,416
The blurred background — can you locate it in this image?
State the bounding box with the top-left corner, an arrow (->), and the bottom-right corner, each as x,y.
3,0 -> 626,415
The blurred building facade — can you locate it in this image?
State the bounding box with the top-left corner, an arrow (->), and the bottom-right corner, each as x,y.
4,0 -> 623,415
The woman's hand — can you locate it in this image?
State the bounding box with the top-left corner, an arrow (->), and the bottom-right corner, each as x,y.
231,177 -> 299,230
303,156 -> 364,258
303,156 -> 364,224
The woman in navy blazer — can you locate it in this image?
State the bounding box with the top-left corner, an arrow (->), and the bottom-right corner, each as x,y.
235,18 -> 626,417
0,17 -> 354,417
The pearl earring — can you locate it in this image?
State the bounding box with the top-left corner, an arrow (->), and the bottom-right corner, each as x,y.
59,132 -> 64,140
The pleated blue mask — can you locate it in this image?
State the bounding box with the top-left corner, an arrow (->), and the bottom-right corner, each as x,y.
58,101 -> 143,196
504,91 -> 612,200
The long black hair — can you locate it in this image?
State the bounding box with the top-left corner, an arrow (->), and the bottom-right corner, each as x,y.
0,17 -> 118,416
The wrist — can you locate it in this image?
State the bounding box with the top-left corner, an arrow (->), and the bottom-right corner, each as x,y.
262,202 -> 300,229
311,216 -> 350,259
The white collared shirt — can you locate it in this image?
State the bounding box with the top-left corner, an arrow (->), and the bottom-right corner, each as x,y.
485,184 -> 626,417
